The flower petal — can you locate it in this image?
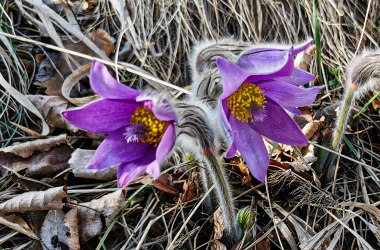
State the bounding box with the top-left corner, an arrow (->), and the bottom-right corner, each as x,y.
226,143 -> 237,158
293,39 -> 313,55
229,116 -> 269,182
87,127 -> 149,170
276,68 -> 315,86
156,123 -> 175,163
250,98 -> 308,145
145,160 -> 160,179
90,61 -> 140,99
117,163 -> 147,187
216,57 -> 250,99
62,99 -> 140,133
286,107 -> 301,115
238,48 -> 295,81
257,80 -> 323,108
136,92 -> 177,122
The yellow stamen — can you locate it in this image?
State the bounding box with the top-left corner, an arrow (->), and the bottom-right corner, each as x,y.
130,107 -> 169,146
227,83 -> 266,123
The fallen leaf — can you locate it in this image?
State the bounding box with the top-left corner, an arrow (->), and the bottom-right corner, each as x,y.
0,186 -> 67,213
213,208 -> 224,240
40,206 -> 79,250
302,116 -> 325,140
0,135 -> 73,176
35,52 -> 61,82
152,174 -> 179,195
27,95 -> 78,132
0,214 -> 39,240
35,76 -> 64,97
69,149 -> 117,181
77,190 -> 125,242
295,44 -> 316,71
373,98 -> 380,111
181,172 -> 200,202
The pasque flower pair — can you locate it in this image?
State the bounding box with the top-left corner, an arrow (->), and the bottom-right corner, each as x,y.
62,40 -> 322,187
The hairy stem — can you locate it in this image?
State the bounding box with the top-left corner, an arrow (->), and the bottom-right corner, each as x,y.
199,164 -> 214,211
202,152 -> 238,240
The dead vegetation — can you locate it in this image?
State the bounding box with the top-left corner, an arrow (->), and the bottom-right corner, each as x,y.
0,0 -> 380,249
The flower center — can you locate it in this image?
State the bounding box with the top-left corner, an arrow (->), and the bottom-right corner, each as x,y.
130,107 -> 169,146
227,83 -> 266,123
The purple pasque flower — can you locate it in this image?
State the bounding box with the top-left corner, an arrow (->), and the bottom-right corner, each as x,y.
216,40 -> 323,182
62,61 -> 176,187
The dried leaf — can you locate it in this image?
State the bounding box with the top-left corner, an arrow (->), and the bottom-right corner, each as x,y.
27,95 -> 78,132
372,98 -> 380,111
34,76 -> 64,97
302,116 -> 325,140
69,149 -> 117,181
89,29 -> 115,56
0,214 -> 38,240
35,52 -> 61,82
40,206 -> 80,250
152,174 -> 179,195
77,190 -> 125,242
0,135 -> 67,158
0,186 -> 67,212
213,208 -> 224,240
181,172 -> 200,202
0,135 -> 73,176
212,240 -> 227,250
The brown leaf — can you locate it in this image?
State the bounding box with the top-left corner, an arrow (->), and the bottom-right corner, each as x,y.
69,149 -> 117,181
27,95 -> 78,132
0,214 -> 39,240
181,172 -> 200,202
213,208 -> 224,240
34,76 -> 64,97
0,186 -> 67,213
77,190 -> 125,242
40,206 -> 80,250
302,116 -> 325,140
152,174 -> 179,195
0,134 -> 67,158
373,98 -> 380,111
89,29 -> 115,56
0,135 -> 73,177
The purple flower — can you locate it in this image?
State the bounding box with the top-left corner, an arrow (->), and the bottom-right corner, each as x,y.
216,40 -> 323,182
62,61 -> 176,187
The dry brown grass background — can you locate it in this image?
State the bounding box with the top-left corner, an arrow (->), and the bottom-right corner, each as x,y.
0,0 -> 380,249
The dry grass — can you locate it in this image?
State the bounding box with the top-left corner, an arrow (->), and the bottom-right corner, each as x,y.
1,0 -> 380,249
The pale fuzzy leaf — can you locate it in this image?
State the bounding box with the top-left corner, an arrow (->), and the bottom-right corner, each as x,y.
0,72 -> 49,135
69,149 -> 117,181
0,186 -> 67,212
77,190 -> 125,242
40,207 -> 80,250
0,214 -> 38,240
27,95 -> 78,132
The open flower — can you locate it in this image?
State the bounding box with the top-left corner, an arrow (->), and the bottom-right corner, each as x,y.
216,40 -> 323,182
62,61 -> 176,187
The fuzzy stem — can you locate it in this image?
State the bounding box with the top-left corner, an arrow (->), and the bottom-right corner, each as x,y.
199,164 -> 214,211
332,84 -> 356,151
202,152 -> 238,240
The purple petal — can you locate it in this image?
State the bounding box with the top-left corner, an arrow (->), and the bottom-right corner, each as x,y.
238,48 -> 295,82
90,61 -> 140,99
136,93 -> 177,122
156,123 -> 175,163
226,143 -> 237,158
230,116 -> 269,182
276,68 -> 315,86
87,127 -> 149,170
145,160 -> 160,179
293,39 -> 313,55
216,57 -> 250,99
286,107 -> 301,115
257,80 -> 323,108
62,99 -> 140,133
117,148 -> 158,186
250,98 -> 308,145
117,163 -> 147,187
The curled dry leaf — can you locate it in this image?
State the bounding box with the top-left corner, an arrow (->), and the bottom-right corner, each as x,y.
212,208 -> 227,250
181,172 -> 200,202
0,214 -> 39,240
40,205 -> 80,250
0,186 -> 67,213
27,95 -> 78,132
0,135 -> 73,176
69,149 -> 117,181
77,190 -> 125,242
302,116 -> 325,140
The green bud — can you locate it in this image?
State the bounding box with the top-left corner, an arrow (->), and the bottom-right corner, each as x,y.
237,207 -> 255,232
